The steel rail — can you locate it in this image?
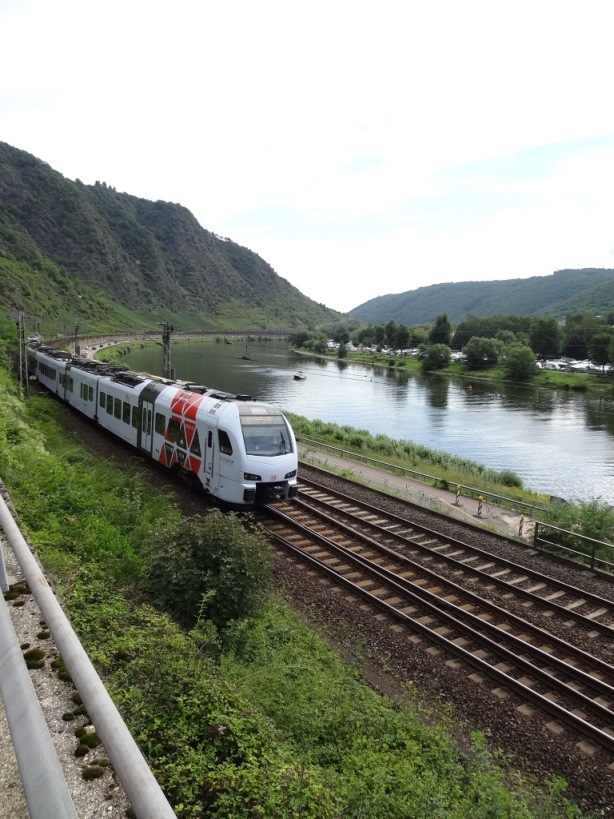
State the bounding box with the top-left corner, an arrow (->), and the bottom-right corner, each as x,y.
0,493 -> 176,819
299,477 -> 614,617
266,505 -> 614,754
283,496 -> 614,683
293,489 -> 614,639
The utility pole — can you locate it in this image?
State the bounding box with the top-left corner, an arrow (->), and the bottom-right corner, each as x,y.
16,311 -> 29,396
157,322 -> 175,379
73,319 -> 80,357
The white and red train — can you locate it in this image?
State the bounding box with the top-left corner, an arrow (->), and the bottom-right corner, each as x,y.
28,345 -> 299,508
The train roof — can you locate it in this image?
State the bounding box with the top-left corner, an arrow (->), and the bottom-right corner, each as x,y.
33,345 -> 254,402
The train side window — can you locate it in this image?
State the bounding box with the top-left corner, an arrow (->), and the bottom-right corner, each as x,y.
89,386 -> 94,402
218,430 -> 233,455
208,430 -> 213,448
106,394 -> 113,414
69,377 -> 74,393
155,413 -> 165,436
123,401 -> 130,424
168,418 -> 181,443
132,407 -> 140,429
114,398 -> 121,419
147,409 -> 152,434
100,391 -> 106,408
190,429 -> 202,456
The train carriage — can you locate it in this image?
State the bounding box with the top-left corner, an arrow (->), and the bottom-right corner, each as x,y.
28,346 -> 299,508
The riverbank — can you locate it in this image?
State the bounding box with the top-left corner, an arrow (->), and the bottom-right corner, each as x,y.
296,346 -> 614,395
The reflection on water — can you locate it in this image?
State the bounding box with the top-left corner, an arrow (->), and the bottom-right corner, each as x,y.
123,340 -> 614,503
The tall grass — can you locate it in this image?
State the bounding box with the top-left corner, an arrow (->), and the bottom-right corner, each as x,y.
287,413 -> 536,503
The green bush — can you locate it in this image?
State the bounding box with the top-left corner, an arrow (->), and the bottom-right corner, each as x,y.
498,469 -> 523,488
143,511 -> 272,631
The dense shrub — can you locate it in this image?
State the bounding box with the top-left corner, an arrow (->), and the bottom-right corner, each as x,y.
143,511 -> 272,631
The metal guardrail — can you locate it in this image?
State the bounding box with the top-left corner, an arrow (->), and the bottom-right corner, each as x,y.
296,436 -> 547,514
0,590 -> 78,817
533,521 -> 614,575
0,492 -> 177,818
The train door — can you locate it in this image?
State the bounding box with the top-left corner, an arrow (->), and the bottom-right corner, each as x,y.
203,426 -> 219,497
137,382 -> 167,455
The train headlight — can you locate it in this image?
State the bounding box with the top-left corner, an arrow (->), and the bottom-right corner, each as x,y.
284,469 -> 297,479
244,472 -> 262,481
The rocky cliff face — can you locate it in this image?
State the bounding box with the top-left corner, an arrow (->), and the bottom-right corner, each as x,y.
0,142 -> 339,329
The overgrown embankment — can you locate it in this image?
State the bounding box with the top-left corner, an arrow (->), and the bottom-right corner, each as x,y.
0,367 -> 587,817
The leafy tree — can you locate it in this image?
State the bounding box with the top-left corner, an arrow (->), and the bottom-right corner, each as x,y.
394,323 -> 410,351
384,320 -> 397,348
462,337 -> 503,369
337,342 -> 347,358
501,344 -> 537,382
421,344 -> 451,371
495,330 -> 516,344
429,313 -> 452,346
332,327 -> 350,344
529,317 -> 563,359
288,330 -> 312,348
453,314 -> 529,348
589,331 -> 614,368
562,311 -> 599,359
357,326 -> 376,346
373,325 -> 385,346
409,325 -> 429,346
306,337 -> 328,354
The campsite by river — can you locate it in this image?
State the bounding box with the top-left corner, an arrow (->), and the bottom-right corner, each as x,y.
113,337 -> 614,505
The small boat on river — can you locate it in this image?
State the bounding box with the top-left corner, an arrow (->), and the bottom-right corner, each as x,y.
293,371 -> 306,380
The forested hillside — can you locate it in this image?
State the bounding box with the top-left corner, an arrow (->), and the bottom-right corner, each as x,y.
349,269 -> 614,325
0,142 -> 340,335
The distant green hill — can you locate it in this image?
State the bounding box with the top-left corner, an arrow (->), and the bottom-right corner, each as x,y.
349,269 -> 614,325
0,142 -> 341,335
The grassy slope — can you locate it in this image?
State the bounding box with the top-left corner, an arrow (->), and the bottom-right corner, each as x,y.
0,366 -> 583,818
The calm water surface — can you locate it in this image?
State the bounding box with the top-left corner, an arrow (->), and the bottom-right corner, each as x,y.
123,339 -> 614,503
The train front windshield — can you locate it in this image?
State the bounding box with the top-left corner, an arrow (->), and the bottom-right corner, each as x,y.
239,405 -> 293,456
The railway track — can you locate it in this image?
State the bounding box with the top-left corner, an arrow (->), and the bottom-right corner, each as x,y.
261,478 -> 614,758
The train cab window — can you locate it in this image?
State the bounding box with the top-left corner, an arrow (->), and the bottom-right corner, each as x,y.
114,397 -> 122,419
123,401 -> 130,424
218,430 -> 233,455
106,394 -> 113,414
239,405 -> 293,456
155,413 -> 166,436
100,392 -> 106,408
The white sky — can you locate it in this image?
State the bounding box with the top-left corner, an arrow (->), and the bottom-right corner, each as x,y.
2,0 -> 614,314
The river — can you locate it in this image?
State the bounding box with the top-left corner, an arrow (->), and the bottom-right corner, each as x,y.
120,338 -> 614,504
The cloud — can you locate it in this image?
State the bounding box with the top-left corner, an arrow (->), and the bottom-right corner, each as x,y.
1,0 -> 614,313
